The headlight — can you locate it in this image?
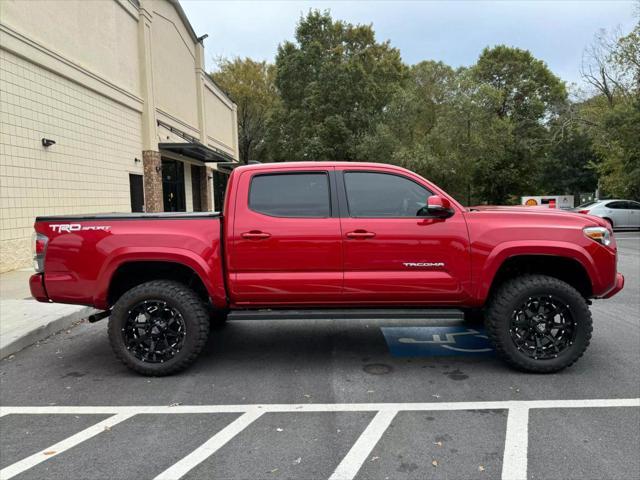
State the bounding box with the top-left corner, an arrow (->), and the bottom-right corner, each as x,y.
583,226 -> 611,246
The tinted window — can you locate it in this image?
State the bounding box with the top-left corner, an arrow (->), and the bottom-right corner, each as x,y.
249,173 -> 330,217
628,201 -> 640,210
344,172 -> 431,217
606,201 -> 626,209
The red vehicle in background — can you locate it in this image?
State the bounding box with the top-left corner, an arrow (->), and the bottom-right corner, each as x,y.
30,162 -> 624,376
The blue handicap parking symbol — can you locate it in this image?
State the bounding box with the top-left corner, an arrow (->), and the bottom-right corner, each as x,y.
381,326 -> 495,357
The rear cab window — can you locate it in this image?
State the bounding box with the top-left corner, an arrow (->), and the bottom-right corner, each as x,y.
249,173 -> 331,218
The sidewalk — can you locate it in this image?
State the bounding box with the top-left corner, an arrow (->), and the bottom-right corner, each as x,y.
0,269 -> 94,358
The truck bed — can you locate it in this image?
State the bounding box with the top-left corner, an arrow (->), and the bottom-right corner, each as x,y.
35,212 -> 220,221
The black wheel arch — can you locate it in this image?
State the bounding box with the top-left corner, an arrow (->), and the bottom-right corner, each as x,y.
108,261 -> 210,307
487,254 -> 593,301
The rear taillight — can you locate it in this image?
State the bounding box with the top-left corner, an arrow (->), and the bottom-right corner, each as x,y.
577,209 -> 590,214
31,232 -> 48,273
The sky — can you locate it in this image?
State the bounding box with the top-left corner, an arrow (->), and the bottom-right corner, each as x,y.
181,0 -> 638,89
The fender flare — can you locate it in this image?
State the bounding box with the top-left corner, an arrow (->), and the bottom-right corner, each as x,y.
93,247 -> 227,310
475,241 -> 597,302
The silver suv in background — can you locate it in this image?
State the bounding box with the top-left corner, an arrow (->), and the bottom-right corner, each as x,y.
575,199 -> 640,229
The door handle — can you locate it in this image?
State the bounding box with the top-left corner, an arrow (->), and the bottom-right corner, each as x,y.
346,230 -> 376,239
241,230 -> 271,240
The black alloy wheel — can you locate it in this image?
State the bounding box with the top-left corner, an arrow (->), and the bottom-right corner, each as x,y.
509,295 -> 577,360
123,300 -> 187,363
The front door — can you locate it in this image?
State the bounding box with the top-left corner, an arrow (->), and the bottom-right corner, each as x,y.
228,167 -> 343,305
129,174 -> 144,212
338,168 -> 472,305
162,160 -> 185,212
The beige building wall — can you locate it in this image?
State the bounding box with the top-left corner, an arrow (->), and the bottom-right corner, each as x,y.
0,0 -> 239,273
205,81 -> 238,158
151,0 -> 199,132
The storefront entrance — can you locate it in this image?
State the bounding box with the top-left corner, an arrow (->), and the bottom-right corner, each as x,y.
162,159 -> 186,212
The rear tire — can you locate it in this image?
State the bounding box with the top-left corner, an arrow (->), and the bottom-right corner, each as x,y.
485,275 -> 592,373
108,280 -> 210,376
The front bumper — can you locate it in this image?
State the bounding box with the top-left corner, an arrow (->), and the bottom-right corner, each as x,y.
29,273 -> 50,302
601,273 -> 624,299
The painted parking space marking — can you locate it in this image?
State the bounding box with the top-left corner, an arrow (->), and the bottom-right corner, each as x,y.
153,409 -> 264,480
381,326 -> 494,357
0,413 -> 134,480
328,410 -> 397,480
0,399 -> 637,480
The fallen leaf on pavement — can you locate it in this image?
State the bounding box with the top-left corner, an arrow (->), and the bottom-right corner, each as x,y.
292,457 -> 301,465
433,441 -> 442,447
432,460 -> 438,467
43,451 -> 56,456
479,465 -> 485,472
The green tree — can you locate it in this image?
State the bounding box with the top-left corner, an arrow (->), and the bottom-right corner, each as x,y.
211,58 -> 278,163
538,120 -> 599,196
470,46 -> 567,204
580,21 -> 640,199
594,99 -> 640,199
272,10 -> 407,161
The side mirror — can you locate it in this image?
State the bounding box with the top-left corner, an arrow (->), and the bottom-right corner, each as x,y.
425,195 -> 455,219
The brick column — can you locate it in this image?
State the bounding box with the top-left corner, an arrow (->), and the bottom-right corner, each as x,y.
143,150 -> 163,212
200,166 -> 213,211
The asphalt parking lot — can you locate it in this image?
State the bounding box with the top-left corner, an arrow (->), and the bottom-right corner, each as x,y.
1,232 -> 639,480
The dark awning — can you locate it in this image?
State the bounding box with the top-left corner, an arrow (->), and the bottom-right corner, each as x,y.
159,142 -> 235,163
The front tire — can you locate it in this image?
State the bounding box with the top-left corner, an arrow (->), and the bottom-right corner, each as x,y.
108,280 -> 210,376
485,275 -> 592,373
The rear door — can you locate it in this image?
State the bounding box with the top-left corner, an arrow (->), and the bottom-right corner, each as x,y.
337,168 -> 472,305
228,167 -> 343,305
604,201 -> 630,227
625,201 -> 640,228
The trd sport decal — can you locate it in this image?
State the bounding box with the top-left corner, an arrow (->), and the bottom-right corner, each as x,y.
50,224 -> 111,233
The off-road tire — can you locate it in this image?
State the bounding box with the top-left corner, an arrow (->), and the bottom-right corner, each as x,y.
485,275 -> 592,373
108,280 -> 210,376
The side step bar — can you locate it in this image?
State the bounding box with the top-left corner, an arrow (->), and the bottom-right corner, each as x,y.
228,308 -> 464,321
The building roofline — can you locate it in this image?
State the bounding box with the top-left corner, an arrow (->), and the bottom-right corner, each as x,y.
167,0 -> 200,44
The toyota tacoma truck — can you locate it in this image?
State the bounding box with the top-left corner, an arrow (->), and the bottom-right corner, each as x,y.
29,162 -> 624,376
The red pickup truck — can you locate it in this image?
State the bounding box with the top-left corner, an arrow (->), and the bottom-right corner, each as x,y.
30,162 -> 624,376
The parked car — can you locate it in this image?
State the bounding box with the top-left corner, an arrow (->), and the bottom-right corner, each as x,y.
30,162 -> 624,376
574,199 -> 640,229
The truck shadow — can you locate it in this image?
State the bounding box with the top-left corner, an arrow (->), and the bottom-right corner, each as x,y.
201,319 -> 496,366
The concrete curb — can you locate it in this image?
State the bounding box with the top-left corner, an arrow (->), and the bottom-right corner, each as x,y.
0,307 -> 96,359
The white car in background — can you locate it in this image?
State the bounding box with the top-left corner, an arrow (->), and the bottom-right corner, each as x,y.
575,199 -> 640,229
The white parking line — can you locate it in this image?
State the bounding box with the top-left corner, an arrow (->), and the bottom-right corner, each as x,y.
328,410 -> 397,480
1,398 -> 638,415
0,413 -> 134,480
0,399 -> 637,480
153,409 -> 264,480
501,406 -> 529,480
